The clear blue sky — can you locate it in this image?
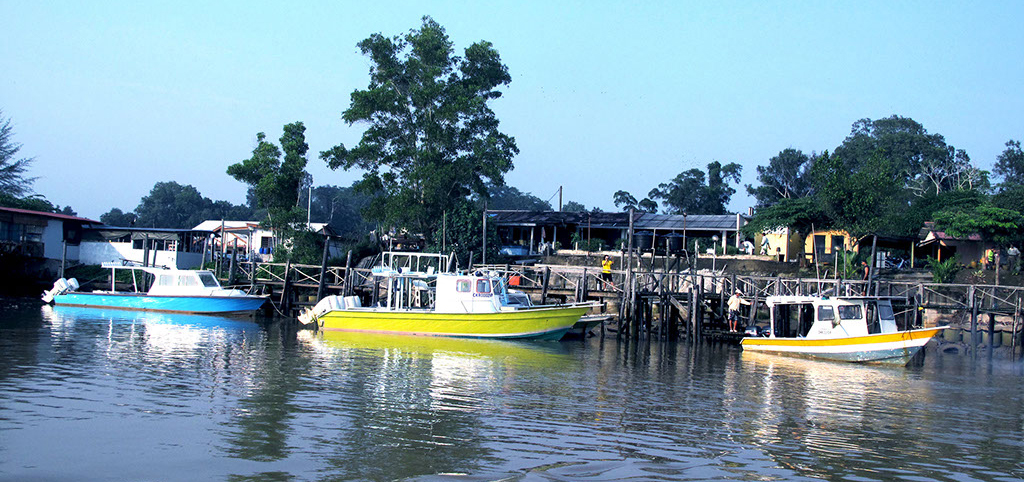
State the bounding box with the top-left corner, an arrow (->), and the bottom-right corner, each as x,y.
3,1 -> 1023,220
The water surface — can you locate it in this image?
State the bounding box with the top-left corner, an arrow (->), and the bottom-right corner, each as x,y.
1,300 -> 1022,481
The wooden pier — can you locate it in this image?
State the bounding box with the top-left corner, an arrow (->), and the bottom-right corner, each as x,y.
215,251 -> 1024,359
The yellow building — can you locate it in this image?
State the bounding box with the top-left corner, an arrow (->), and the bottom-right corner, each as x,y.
755,228 -> 858,263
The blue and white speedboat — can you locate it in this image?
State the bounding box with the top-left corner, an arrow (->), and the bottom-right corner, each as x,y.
42,263 -> 268,315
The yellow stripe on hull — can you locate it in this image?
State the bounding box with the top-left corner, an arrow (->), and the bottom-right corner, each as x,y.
741,327 -> 946,364
318,305 -> 591,339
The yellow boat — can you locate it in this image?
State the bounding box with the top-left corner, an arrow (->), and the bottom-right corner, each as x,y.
299,252 -> 593,340
741,295 -> 946,365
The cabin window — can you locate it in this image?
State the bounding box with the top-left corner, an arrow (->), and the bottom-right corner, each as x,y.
197,272 -> 219,288
817,305 -> 835,322
773,303 -> 814,338
177,275 -> 198,287
456,280 -> 471,292
866,302 -> 881,334
838,304 -> 862,320
476,279 -> 491,294
158,274 -> 174,286
877,303 -> 894,320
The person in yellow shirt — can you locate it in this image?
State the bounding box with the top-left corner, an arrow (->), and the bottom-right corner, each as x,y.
601,255 -> 614,288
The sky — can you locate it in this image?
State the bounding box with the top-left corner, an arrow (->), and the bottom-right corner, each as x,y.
3,1 -> 1023,221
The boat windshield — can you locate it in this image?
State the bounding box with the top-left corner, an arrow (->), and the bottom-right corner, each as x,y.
198,272 -> 220,288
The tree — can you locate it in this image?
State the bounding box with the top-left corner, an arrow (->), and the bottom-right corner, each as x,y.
833,115 -> 978,196
0,110 -> 36,198
612,190 -> 657,213
746,148 -> 813,207
810,151 -> 904,238
320,17 -> 517,240
994,140 -> 1024,187
562,201 -> 587,212
933,203 -> 1024,248
100,208 -> 136,226
743,197 -> 828,237
227,122 -> 309,230
648,161 -> 742,214
127,182 -> 254,228
134,181 -> 208,228
485,184 -> 550,211
297,183 -> 374,239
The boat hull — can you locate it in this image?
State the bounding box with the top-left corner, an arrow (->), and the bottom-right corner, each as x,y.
52,292 -> 268,315
317,305 -> 591,340
741,327 -> 946,365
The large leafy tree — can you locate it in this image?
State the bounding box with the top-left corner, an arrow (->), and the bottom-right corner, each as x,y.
320,17 -> 518,239
0,110 -> 36,198
485,184 -> 550,211
648,161 -> 742,215
746,148 -> 813,207
994,139 -> 1024,187
297,183 -> 375,239
132,181 -> 254,228
227,122 -> 309,230
832,115 -> 981,196
810,151 -> 904,238
612,190 -> 657,213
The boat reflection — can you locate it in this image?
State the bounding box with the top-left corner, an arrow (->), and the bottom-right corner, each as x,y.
740,352 -> 940,480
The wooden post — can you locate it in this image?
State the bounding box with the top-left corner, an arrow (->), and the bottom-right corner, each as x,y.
969,285 -> 978,357
143,234 -> 150,268
280,259 -> 292,317
867,234 -> 878,296
227,239 -> 238,286
541,267 -> 551,305
343,250 -> 353,296
316,236 -> 331,302
201,234 -> 209,270
60,240 -> 67,279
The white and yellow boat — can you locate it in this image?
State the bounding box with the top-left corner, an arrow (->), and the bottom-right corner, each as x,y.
741,295 -> 946,365
299,252 -> 593,340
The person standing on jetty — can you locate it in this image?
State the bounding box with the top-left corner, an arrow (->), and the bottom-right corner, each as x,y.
727,289 -> 750,332
601,255 -> 614,289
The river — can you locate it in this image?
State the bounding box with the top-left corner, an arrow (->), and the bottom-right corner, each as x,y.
1,299 -> 1022,481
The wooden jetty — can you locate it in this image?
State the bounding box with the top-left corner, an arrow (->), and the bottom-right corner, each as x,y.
211,248 -> 1024,360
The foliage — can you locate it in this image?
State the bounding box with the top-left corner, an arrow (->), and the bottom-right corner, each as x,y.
742,197 -> 828,237
612,190 -> 657,213
570,231 -> 604,252
485,184 -> 551,211
932,203 -> 1024,247
0,110 -> 36,198
131,181 -> 254,229
0,193 -> 75,215
926,255 -> 961,284
277,229 -> 324,265
100,208 -> 136,226
648,161 -> 742,215
321,17 -> 517,241
746,148 -> 814,207
562,200 -> 587,212
810,151 -> 904,238
425,199 -> 498,267
227,122 -> 309,230
297,182 -> 375,240
994,139 -> 1024,187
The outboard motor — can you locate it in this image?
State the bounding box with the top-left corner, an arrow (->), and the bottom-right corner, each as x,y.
41,278 -> 79,303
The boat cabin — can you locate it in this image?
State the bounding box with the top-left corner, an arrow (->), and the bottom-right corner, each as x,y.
765,296 -> 898,339
100,262 -> 233,296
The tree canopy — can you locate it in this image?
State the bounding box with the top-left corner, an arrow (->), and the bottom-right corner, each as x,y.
128,181 -> 255,229
227,122 -> 309,230
648,161 -> 742,215
485,184 -> 550,211
746,148 -> 813,207
320,16 -> 517,239
0,110 -> 36,198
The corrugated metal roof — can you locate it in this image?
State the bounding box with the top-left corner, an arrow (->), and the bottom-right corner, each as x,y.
486,210 -> 748,231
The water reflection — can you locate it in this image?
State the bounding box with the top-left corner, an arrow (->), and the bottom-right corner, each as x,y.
298,331 -> 578,480
2,304 -> 1023,481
